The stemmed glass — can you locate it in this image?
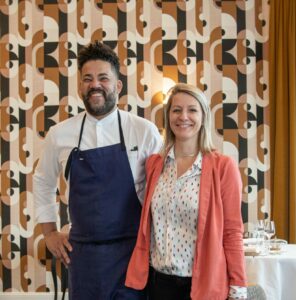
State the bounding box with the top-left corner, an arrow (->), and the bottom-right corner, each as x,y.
255,220 -> 265,238
254,220 -> 265,253
264,221 -> 276,251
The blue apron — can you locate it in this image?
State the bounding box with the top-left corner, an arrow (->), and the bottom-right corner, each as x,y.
65,111 -> 146,300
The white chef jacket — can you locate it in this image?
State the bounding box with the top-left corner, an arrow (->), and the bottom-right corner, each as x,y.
33,108 -> 163,223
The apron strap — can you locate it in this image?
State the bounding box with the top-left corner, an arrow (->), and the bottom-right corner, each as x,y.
64,114 -> 86,180
65,110 -> 125,180
64,148 -> 77,180
77,111 -> 124,150
51,256 -> 68,300
51,256 -> 58,300
117,110 -> 126,151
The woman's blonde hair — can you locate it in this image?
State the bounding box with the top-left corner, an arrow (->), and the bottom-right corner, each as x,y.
162,83 -> 215,156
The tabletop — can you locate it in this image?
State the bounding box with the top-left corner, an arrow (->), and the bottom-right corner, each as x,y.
245,244 -> 296,300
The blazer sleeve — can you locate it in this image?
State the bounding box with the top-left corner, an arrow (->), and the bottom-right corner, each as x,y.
220,156 -> 247,287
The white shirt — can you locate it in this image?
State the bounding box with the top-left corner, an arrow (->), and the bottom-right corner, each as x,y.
33,108 -> 163,223
150,147 -> 202,276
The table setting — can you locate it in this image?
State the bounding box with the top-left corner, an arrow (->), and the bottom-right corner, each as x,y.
243,220 -> 286,256
243,220 -> 296,300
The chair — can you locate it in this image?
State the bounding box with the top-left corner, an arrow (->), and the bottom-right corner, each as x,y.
247,284 -> 267,300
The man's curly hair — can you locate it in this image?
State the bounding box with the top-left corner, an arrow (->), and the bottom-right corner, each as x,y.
78,41 -> 120,78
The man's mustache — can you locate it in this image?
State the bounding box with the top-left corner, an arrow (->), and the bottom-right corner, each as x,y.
87,88 -> 106,99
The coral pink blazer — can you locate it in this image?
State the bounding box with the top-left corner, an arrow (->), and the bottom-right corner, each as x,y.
125,151 -> 247,300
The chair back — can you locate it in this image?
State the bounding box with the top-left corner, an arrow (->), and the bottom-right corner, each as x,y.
247,284 -> 267,300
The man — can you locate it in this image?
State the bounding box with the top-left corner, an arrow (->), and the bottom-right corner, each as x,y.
33,41 -> 162,299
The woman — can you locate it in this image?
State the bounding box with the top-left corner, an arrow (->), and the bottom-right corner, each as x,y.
125,83 -> 247,300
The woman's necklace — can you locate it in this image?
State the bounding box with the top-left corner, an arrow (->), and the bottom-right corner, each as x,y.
174,152 -> 198,158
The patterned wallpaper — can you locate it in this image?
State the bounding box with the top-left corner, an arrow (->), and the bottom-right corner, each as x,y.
0,0 -> 269,294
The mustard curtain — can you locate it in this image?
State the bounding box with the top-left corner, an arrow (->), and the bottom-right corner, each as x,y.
270,0 -> 296,243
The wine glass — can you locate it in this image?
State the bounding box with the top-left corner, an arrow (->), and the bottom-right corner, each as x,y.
254,220 -> 265,253
255,220 -> 265,237
264,221 -> 275,239
264,221 -> 276,251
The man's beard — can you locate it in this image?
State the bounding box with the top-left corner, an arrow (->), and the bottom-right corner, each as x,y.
83,87 -> 117,117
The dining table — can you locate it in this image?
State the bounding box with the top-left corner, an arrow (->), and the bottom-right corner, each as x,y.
245,244 -> 296,300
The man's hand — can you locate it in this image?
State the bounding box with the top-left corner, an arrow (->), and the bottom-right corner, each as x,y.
45,231 -> 72,267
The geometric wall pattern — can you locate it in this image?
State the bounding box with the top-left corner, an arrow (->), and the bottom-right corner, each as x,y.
0,0 -> 269,294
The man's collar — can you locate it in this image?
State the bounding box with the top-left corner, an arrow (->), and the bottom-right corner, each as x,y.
85,108 -> 118,125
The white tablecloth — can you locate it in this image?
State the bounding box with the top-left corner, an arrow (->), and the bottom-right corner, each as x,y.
245,244 -> 296,300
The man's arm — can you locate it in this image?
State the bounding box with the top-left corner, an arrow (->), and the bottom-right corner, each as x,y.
34,128 -> 72,266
